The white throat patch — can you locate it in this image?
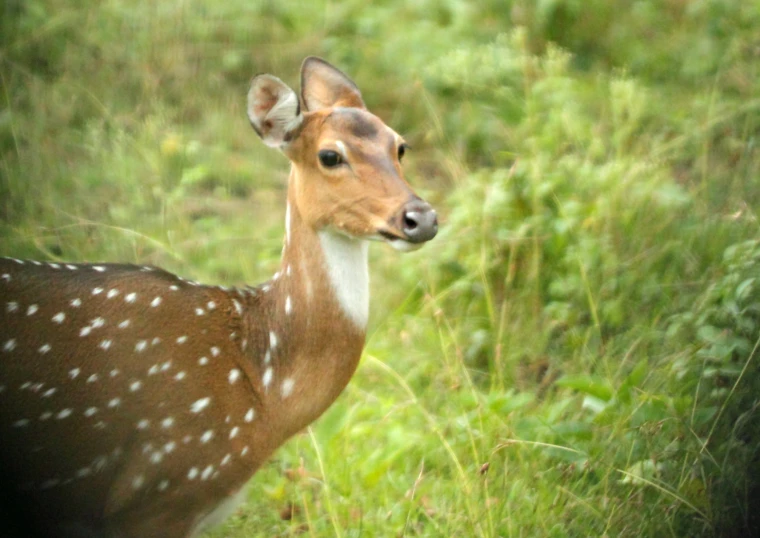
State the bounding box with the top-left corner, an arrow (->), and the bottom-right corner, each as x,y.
317,230 -> 369,329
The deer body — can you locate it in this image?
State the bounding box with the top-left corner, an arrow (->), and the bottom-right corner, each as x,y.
0,58 -> 437,537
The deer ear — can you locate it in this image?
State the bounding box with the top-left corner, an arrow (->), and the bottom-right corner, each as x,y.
247,74 -> 303,148
300,57 -> 365,112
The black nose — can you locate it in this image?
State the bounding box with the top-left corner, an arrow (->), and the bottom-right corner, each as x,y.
401,199 -> 438,243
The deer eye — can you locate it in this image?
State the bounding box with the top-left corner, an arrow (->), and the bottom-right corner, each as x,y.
318,150 -> 343,168
398,143 -> 409,161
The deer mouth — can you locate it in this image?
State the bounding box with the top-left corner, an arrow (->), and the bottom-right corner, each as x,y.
376,229 -> 427,252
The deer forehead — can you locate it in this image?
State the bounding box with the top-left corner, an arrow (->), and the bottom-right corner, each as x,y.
302,108 -> 398,154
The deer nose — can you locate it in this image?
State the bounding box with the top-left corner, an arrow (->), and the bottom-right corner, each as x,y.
401,199 -> 438,243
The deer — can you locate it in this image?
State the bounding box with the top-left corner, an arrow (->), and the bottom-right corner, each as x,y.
0,57 -> 437,538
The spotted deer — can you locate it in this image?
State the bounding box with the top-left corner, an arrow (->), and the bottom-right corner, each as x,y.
0,57 -> 437,538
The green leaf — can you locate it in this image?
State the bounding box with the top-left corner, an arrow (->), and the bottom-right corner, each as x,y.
618,359 -> 648,403
697,324 -> 726,346
488,391 -> 536,415
556,374 -> 614,401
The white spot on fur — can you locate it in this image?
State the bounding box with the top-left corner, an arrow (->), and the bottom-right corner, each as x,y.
52,312 -> 65,323
38,343 -> 51,354
93,456 -> 107,472
69,368 -> 80,379
118,319 -> 130,329
281,378 -> 295,399
40,479 -> 60,490
244,408 -> 255,422
262,367 -> 273,389
201,465 -> 214,481
285,295 -> 292,315
76,467 -> 92,478
125,292 -> 137,303
71,298 -> 82,307
176,335 -> 187,344
190,397 -> 211,413
2,339 -> 15,352
229,426 -> 239,439
92,287 -> 103,295
228,369 -> 241,384
210,346 -> 220,357
200,430 -> 214,444
57,409 -> 72,419
6,301 -> 18,313
27,304 -> 38,316
107,289 -> 119,299
93,266 -> 106,272
151,296 -> 162,307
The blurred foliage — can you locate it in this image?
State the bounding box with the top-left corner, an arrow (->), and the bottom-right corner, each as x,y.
2,0 -> 760,536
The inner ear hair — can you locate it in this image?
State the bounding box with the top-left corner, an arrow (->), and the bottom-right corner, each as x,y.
247,74 -> 303,148
300,57 -> 365,112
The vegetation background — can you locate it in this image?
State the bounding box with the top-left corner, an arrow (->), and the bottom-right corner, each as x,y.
1,0 -> 759,536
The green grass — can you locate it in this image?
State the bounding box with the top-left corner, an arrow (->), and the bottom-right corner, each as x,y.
2,1 -> 760,536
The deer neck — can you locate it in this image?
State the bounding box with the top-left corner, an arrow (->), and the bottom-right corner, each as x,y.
240,171 -> 368,441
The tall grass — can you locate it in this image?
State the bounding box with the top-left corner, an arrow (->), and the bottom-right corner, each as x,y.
2,1 -> 759,536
